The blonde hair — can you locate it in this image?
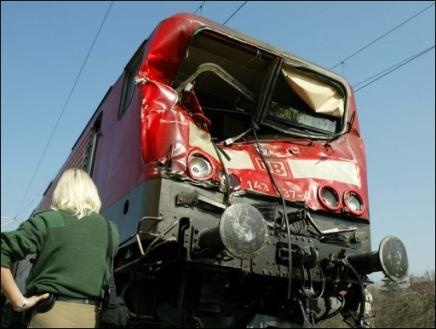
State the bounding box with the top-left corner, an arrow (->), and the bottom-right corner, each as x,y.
51,168 -> 102,219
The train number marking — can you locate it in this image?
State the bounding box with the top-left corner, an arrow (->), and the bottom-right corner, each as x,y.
246,180 -> 270,193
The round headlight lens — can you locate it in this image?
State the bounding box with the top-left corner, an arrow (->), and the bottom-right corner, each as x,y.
188,154 -> 213,180
318,186 -> 340,210
219,203 -> 267,259
344,191 -> 364,215
378,236 -> 408,282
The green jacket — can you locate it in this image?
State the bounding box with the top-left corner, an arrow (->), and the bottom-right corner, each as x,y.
1,210 -> 119,299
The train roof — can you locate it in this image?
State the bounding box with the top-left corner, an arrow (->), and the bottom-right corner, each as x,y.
138,13 -> 351,91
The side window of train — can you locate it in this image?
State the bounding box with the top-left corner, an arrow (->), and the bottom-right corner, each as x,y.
118,49 -> 143,118
82,113 -> 103,177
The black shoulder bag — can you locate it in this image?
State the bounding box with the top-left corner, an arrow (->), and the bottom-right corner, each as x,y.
99,221 -> 129,328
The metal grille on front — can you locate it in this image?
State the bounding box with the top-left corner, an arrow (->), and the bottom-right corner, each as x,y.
251,202 -> 280,222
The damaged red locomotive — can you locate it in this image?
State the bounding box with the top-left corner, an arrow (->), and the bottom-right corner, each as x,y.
8,13 -> 409,328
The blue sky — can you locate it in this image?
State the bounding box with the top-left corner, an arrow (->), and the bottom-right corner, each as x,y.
1,1 -> 435,280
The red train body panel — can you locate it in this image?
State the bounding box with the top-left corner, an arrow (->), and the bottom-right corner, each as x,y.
37,13 -> 368,220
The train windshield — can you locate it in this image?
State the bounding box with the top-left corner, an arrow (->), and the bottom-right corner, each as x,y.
174,30 -> 274,141
174,30 -> 346,140
264,64 -> 345,135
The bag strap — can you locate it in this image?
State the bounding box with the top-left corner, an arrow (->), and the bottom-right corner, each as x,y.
105,219 -> 114,268
103,220 -> 118,304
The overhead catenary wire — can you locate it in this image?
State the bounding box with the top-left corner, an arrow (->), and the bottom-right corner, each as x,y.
354,44 -> 435,88
14,1 -> 114,219
1,217 -> 18,228
1,216 -> 20,231
223,1 -> 248,25
193,1 -> 207,15
354,44 -> 435,93
330,3 -> 435,70
16,185 -> 47,222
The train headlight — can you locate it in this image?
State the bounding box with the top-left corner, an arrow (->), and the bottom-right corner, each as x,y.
220,203 -> 267,259
344,190 -> 365,215
378,236 -> 408,281
347,236 -> 408,282
318,185 -> 340,210
188,154 -> 213,180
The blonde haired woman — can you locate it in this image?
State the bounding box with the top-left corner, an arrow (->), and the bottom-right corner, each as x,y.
1,168 -> 119,328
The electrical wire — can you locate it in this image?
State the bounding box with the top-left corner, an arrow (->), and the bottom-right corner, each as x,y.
251,119 -> 293,301
354,44 -> 435,92
212,141 -> 231,205
1,217 -> 18,228
223,1 -> 248,25
193,1 -> 207,14
14,1 -> 114,219
315,296 -> 345,323
354,44 -> 435,88
297,298 -> 314,327
342,260 -> 367,326
330,3 -> 435,70
15,184 -> 47,221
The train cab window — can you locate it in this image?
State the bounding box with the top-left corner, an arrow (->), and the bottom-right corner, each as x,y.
82,113 -> 102,176
265,64 -> 345,136
118,50 -> 143,118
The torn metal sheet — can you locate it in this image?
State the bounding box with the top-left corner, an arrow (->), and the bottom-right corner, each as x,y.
281,66 -> 345,118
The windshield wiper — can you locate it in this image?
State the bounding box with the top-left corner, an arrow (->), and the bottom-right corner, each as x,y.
223,127 -> 253,146
222,111 -> 259,146
176,63 -> 256,103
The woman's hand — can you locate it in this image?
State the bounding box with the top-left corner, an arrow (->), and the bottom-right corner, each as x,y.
1,267 -> 50,312
12,293 -> 50,312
